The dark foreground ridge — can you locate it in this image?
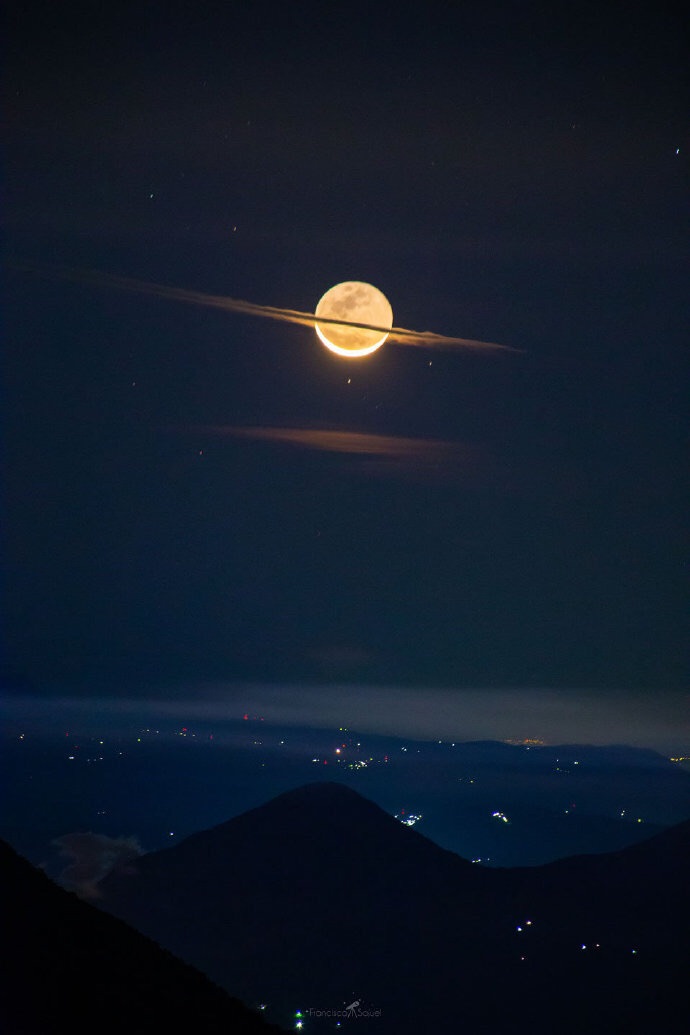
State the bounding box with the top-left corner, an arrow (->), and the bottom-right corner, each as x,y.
96,781 -> 690,1034
0,840 -> 286,1035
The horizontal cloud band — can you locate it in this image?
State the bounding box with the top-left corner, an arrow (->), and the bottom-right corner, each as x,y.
13,262 -> 516,352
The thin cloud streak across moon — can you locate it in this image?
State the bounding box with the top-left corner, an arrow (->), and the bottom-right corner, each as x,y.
14,263 -> 516,353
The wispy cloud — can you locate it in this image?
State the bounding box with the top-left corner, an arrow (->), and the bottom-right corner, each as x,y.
4,685 -> 688,753
12,262 -> 515,352
211,425 -> 470,458
52,832 -> 143,899
194,425 -> 484,481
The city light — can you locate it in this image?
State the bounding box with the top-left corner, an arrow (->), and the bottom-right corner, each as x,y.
395,812 -> 423,828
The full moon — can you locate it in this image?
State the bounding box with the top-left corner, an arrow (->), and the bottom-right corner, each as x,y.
314,281 -> 393,358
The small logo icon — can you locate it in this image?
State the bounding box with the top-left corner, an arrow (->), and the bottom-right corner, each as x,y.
345,999 -> 361,1017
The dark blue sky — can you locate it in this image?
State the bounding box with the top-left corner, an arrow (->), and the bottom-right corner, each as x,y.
5,3 -> 688,731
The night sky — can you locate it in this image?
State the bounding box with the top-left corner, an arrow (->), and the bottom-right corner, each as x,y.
5,3 -> 688,745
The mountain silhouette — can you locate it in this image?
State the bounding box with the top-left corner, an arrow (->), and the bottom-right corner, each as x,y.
1,839 -> 286,1035
98,782 -> 689,1034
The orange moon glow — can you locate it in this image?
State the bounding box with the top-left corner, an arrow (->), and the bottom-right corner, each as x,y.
314,282 -> 393,358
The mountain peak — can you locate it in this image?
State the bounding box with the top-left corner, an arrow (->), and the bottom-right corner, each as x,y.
271,780 -> 369,801
95,789 -> 690,1035
137,779 -> 464,875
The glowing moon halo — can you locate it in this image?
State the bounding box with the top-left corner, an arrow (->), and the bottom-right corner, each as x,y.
314,281 -> 393,358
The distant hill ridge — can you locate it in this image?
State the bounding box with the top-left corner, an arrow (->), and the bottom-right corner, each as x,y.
156,780 -> 478,872
0,839 -> 286,1035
